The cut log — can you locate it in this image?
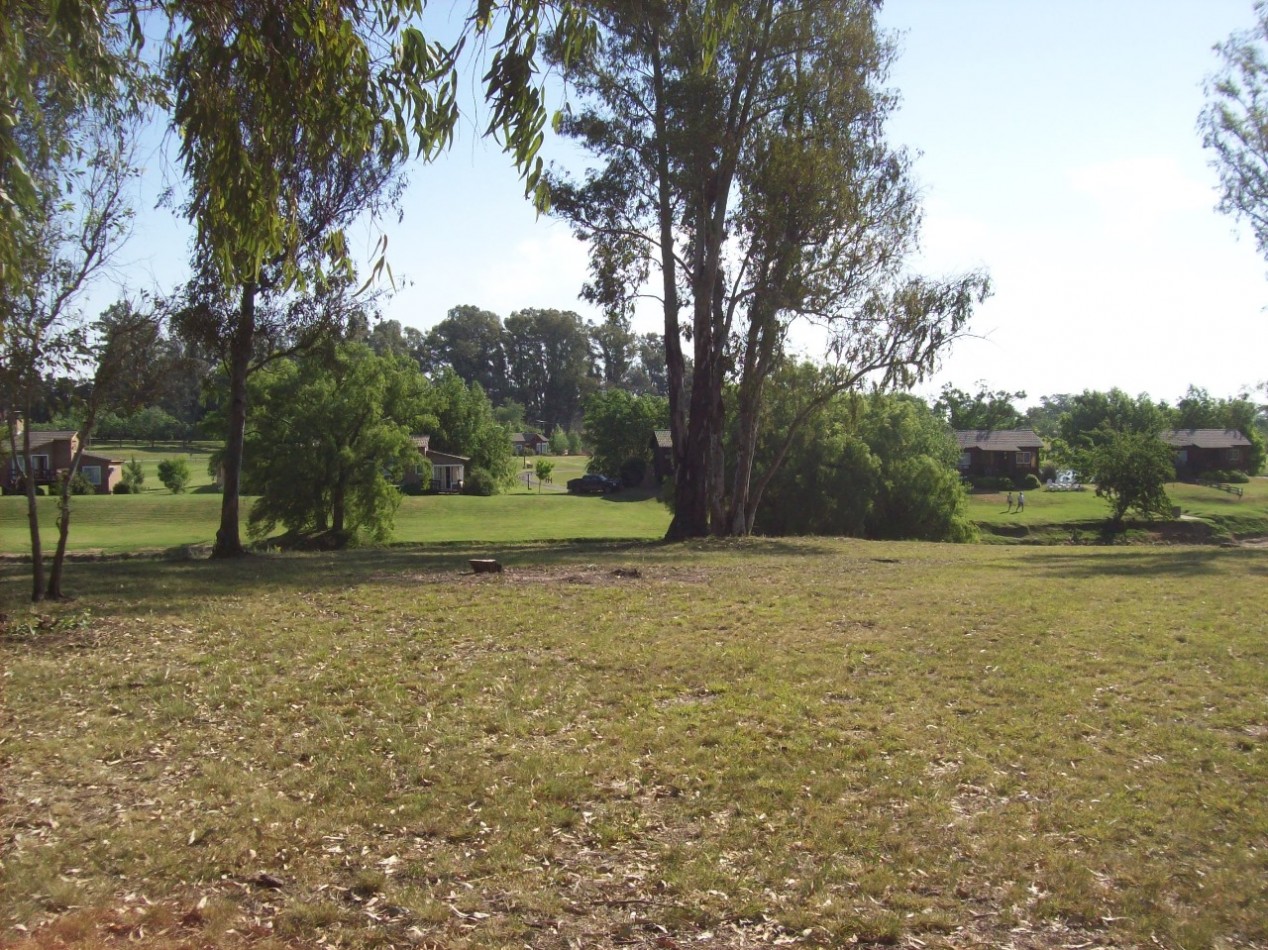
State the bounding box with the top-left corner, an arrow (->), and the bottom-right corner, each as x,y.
469,559 -> 503,574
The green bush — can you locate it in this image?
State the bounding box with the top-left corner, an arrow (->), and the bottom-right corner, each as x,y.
1227,470 -> 1250,483
112,482 -> 134,494
1020,473 -> 1042,490
619,457 -> 647,487
462,467 -> 497,496
65,472 -> 95,495
970,475 -> 1014,492
157,458 -> 191,494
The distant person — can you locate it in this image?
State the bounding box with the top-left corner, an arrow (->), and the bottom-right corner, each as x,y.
1017,491 -> 1025,513
1006,491 -> 1013,512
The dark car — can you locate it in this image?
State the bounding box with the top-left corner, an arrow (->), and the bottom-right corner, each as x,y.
567,473 -> 621,494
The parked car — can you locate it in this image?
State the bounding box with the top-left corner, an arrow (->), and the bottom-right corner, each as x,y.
567,473 -> 621,494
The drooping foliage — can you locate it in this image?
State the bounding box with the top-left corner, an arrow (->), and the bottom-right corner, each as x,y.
241,343 -> 431,545
583,388 -> 670,479
752,367 -> 974,542
1201,2 -> 1268,265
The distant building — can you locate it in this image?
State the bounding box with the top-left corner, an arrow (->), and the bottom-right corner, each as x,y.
954,429 -> 1042,481
1161,429 -> 1252,477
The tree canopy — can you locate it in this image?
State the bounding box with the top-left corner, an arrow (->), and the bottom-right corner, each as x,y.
1201,2 -> 1268,265
549,0 -> 988,539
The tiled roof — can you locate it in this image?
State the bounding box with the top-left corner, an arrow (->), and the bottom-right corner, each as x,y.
652,429 -> 672,449
954,429 -> 1042,452
1161,429 -> 1250,449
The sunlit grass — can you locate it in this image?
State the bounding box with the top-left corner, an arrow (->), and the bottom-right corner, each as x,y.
3,539 -> 1266,949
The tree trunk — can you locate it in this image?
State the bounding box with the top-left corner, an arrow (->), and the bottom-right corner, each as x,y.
47,456 -> 80,600
213,282 -> 256,558
12,420 -> 44,601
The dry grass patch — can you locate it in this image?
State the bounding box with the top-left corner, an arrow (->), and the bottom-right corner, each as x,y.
3,540 -> 1266,949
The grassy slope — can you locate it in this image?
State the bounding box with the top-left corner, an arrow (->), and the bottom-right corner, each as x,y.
968,477 -> 1268,542
2,539 -> 1266,950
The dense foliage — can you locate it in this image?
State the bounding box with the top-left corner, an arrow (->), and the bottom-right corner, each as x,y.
753,376 -> 975,542
241,344 -> 429,545
583,389 -> 670,480
1089,430 -> 1176,526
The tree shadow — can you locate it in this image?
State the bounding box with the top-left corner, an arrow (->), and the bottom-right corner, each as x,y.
0,534 -> 858,619
1021,546 -> 1267,579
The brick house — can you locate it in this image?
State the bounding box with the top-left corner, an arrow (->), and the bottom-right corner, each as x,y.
404,435 -> 468,493
3,424 -> 122,495
1161,429 -> 1253,477
954,429 -> 1042,482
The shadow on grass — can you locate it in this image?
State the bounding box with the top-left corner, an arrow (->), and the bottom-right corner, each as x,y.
1022,545 -> 1267,579
0,535 -> 851,618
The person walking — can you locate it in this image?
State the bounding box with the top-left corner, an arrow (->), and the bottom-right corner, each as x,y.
1017,491 -> 1025,513
1006,491 -> 1014,512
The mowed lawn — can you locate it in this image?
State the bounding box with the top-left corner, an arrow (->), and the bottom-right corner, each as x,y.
0,474 -> 668,556
2,539 -> 1266,950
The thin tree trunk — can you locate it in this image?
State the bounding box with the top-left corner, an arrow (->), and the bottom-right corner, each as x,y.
214,282 -> 256,558
17,419 -> 45,601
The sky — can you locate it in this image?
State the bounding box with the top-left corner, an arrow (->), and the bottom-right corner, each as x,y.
111,1 -> 1268,408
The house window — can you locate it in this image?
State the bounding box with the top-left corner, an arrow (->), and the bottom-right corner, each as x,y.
82,465 -> 102,485
958,452 -> 971,470
13,454 -> 50,473
1017,451 -> 1033,465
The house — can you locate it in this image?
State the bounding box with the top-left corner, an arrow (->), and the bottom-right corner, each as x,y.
404,435 -> 469,493
510,431 -> 550,456
1162,429 -> 1253,478
954,429 -> 1042,482
3,423 -> 121,495
650,429 -> 674,484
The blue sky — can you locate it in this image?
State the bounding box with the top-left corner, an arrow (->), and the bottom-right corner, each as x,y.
111,2 -> 1268,407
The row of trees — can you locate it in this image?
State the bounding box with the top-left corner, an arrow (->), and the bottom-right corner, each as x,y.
370,305 -> 671,430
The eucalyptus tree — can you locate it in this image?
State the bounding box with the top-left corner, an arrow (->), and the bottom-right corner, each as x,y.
1201,3 -> 1268,264
1,41 -> 141,600
549,1 -> 988,539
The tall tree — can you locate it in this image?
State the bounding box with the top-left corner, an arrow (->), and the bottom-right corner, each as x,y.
549,1 -> 987,539
164,1 -> 595,557
503,308 -> 596,429
422,305 -> 511,403
934,383 -> 1027,431
1201,3 -> 1268,264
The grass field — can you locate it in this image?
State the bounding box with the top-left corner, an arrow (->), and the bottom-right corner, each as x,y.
968,477 -> 1268,543
0,454 -> 665,555
2,538 -> 1266,949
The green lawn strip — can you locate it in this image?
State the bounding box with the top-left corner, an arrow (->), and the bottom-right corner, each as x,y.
969,477 -> 1268,543
88,441 -> 221,492
3,540 -> 1265,949
0,487 -> 669,556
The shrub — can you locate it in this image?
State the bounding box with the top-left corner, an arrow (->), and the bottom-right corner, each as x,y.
1040,463 -> 1058,483
462,467 -> 497,496
157,458 -> 191,494
970,475 -> 1014,492
122,456 -> 145,491
619,457 -> 647,487
1227,470 -> 1250,483
1020,473 -> 1042,490
65,472 -> 95,495
112,482 -> 134,494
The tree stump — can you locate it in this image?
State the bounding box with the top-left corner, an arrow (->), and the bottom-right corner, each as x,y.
469,559 -> 502,574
